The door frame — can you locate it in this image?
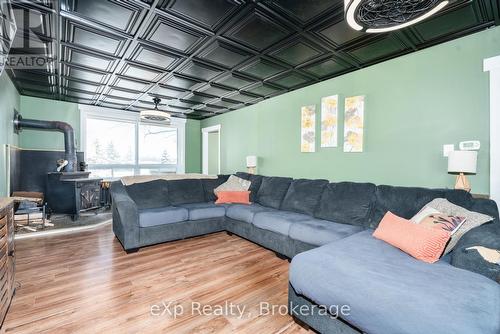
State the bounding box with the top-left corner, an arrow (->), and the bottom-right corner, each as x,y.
202,124 -> 221,175
484,55 -> 500,202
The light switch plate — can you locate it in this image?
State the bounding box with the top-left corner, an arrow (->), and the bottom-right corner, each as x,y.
459,140 -> 480,151
443,144 -> 455,157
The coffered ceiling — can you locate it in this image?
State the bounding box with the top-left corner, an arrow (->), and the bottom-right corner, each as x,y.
6,0 -> 500,119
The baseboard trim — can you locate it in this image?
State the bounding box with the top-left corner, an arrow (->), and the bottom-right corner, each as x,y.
15,220 -> 111,240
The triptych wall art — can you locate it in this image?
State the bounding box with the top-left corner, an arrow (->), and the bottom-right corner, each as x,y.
301,95 -> 365,153
300,105 -> 316,153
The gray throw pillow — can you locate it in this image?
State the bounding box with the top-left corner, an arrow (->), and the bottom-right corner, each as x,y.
420,198 -> 493,253
214,175 -> 251,194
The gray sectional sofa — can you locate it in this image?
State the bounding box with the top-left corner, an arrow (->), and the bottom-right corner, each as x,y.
110,172 -> 500,334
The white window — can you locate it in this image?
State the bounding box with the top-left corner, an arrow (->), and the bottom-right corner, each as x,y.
80,105 -> 185,178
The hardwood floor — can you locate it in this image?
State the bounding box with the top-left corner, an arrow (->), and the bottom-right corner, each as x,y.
2,224 -> 313,334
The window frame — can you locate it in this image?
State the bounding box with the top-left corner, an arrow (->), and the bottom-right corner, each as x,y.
79,105 -> 186,176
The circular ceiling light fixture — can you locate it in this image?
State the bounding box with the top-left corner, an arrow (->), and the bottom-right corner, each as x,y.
344,0 -> 449,33
140,97 -> 171,124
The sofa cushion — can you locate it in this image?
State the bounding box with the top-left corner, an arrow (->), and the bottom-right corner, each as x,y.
167,179 -> 205,205
290,230 -> 500,334
370,185 -> 445,229
138,206 -> 188,227
236,172 -> 263,202
314,182 -> 376,227
252,211 -> 312,236
125,180 -> 170,209
202,175 -> 229,202
280,179 -> 328,216
178,202 -> 226,220
226,203 -> 276,223
289,219 -> 364,246
256,176 -> 293,209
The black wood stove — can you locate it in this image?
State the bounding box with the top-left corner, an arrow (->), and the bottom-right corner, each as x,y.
46,172 -> 102,220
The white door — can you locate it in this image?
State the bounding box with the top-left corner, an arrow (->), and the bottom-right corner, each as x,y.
202,125 -> 221,175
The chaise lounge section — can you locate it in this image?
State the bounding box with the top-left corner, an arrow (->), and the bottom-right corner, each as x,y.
110,172 -> 500,334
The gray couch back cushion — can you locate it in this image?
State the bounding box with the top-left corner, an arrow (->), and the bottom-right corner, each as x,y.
281,179 -> 328,216
167,179 -> 205,205
202,175 -> 230,202
256,176 -> 293,209
125,180 -> 170,209
235,172 -> 263,202
314,182 -> 376,227
370,185 -> 445,228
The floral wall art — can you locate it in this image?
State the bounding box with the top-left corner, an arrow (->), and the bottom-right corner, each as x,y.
320,95 -> 339,148
343,95 -> 365,153
301,105 -> 316,153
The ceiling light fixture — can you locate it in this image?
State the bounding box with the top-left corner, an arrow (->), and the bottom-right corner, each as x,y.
344,0 -> 450,33
140,97 -> 171,124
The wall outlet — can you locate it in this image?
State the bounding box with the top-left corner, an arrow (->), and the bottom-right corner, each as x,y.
443,144 -> 455,157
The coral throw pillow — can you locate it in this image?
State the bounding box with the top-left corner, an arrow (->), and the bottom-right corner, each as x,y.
215,191 -> 251,205
373,211 -> 451,263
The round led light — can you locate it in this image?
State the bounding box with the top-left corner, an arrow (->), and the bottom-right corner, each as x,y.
344,0 -> 449,33
140,97 -> 171,124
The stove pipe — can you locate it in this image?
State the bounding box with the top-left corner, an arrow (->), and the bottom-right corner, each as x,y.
13,111 -> 77,172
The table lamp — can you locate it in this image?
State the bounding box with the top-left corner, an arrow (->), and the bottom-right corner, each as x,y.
448,150 -> 477,192
246,156 -> 257,174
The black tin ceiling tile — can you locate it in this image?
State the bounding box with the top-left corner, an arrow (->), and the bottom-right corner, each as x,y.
178,61 -> 224,81
237,59 -> 286,80
346,36 -> 409,64
211,98 -> 241,108
63,46 -> 117,72
302,58 -> 350,78
164,0 -> 240,30
412,4 -> 481,42
168,99 -> 200,109
119,62 -> 163,81
183,92 -> 217,104
265,0 -> 342,25
225,92 -> 260,103
149,84 -> 189,99
13,3 -> 55,39
243,82 -> 283,97
198,105 -> 225,113
64,78 -> 102,93
215,73 -> 255,90
196,83 -> 234,97
64,0 -> 145,34
270,72 -> 313,89
162,74 -> 203,90
107,87 -> 142,100
143,15 -> 207,53
65,88 -> 98,100
316,18 -> 365,48
197,40 -> 253,68
112,76 -> 151,91
223,9 -> 291,51
64,65 -> 109,83
103,95 -> 132,106
66,21 -> 127,56
130,44 -> 181,70
269,39 -> 324,66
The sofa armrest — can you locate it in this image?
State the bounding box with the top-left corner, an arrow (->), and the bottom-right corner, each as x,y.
110,181 -> 140,250
451,221 -> 500,282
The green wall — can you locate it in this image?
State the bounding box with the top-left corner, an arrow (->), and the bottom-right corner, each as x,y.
19,96 -> 81,151
185,119 -> 201,173
202,26 -> 500,195
0,71 -> 20,196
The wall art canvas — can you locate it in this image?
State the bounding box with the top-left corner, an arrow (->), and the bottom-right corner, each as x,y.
320,95 -> 339,148
343,95 -> 365,153
301,105 -> 316,153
